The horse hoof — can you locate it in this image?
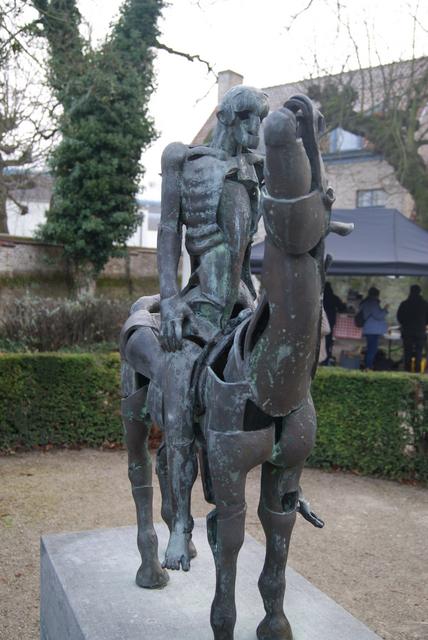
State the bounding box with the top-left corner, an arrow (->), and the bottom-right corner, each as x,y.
257,613 -> 293,640
136,563 -> 169,589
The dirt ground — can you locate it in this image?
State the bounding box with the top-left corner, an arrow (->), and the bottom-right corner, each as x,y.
0,449 -> 427,640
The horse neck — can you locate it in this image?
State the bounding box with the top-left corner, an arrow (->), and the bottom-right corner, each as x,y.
243,235 -> 323,417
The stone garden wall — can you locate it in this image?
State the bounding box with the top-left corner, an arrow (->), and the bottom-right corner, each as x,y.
0,235 -> 160,307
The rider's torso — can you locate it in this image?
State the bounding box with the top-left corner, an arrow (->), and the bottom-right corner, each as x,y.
180,152 -> 235,229
179,150 -> 259,327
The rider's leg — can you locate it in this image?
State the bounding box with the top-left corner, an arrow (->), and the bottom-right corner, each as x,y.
162,341 -> 201,571
155,442 -> 172,530
156,441 -> 198,559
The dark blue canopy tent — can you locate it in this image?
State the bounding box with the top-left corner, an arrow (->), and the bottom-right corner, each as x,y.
251,208 -> 428,276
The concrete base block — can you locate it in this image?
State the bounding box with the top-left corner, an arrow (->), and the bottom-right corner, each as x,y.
41,519 -> 381,640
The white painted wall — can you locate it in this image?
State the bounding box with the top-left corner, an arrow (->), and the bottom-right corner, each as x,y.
6,198 -> 161,249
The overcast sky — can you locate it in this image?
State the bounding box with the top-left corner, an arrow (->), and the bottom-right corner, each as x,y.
79,0 -> 428,200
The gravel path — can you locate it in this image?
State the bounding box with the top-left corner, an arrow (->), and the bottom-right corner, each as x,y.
0,449 -> 427,640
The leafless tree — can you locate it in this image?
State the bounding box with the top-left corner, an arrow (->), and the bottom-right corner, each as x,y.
0,0 -> 55,234
284,0 -> 428,226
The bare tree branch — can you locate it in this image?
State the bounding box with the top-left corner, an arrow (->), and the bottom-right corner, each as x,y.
284,0 -> 316,32
194,79 -> 217,106
7,189 -> 29,215
405,0 -> 428,34
155,40 -> 216,76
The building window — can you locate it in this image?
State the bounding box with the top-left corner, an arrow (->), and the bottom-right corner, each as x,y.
329,127 -> 364,153
356,189 -> 387,208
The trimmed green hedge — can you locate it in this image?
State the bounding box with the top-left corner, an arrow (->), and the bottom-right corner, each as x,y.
0,354 -> 122,448
310,369 -> 428,481
0,354 -> 426,481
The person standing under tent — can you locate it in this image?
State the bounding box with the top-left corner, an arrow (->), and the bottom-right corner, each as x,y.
397,285 -> 428,372
359,287 -> 389,370
322,281 -> 346,363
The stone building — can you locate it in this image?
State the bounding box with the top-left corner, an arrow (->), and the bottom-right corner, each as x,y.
192,61 -> 428,238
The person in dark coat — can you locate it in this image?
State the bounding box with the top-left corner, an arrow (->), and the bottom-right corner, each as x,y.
323,282 -> 346,363
397,285 -> 428,372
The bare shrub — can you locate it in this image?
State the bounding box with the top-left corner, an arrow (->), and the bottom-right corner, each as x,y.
0,295 -> 129,351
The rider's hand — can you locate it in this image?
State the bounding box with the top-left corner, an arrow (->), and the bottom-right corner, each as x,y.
159,295 -> 196,352
264,107 -> 298,147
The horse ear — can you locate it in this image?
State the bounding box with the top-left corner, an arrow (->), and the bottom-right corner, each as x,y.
216,104 -> 234,126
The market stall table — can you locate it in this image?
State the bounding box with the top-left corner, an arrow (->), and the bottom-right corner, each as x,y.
333,314 -> 362,340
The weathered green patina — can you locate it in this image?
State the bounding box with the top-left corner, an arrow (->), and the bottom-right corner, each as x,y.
120,90 -> 351,640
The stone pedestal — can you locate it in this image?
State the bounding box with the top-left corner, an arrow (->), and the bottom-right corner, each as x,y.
40,519 -> 381,640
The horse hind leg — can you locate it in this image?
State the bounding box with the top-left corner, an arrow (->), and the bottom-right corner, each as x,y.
121,366 -> 168,589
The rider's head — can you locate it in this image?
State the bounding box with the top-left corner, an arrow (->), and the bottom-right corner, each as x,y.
216,86 -> 269,150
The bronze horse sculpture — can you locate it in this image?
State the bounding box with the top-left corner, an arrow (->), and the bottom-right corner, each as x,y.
120,90 -> 351,640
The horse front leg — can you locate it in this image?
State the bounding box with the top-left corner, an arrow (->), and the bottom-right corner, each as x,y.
257,461 -> 302,640
207,474 -> 246,640
121,382 -> 169,589
206,422 -> 275,640
257,396 -> 317,640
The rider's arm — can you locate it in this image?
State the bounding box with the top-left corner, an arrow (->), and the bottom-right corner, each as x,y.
157,142 -> 187,300
157,142 -> 195,352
